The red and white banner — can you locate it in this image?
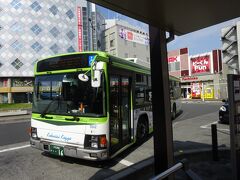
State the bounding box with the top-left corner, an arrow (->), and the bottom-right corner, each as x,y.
191,55 -> 210,74
77,7 -> 83,52
119,28 -> 149,45
168,56 -> 180,63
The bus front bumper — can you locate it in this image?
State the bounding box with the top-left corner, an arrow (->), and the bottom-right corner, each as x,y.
30,138 -> 108,161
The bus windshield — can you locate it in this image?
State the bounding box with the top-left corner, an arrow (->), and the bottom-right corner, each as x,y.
32,71 -> 105,117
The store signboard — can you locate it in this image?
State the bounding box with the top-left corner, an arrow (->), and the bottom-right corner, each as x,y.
181,76 -> 198,81
191,55 -> 210,74
119,28 -> 149,45
168,56 -> 180,63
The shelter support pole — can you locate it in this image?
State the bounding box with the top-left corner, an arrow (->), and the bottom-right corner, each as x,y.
149,26 -> 174,178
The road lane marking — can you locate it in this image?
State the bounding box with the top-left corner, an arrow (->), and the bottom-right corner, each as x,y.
200,121 -> 230,132
118,159 -> 134,166
0,144 -> 30,153
200,121 -> 218,129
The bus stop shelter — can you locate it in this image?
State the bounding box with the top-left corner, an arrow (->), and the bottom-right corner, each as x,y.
88,0 -> 240,178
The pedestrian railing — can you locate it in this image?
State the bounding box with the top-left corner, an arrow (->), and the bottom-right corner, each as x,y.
150,159 -> 202,180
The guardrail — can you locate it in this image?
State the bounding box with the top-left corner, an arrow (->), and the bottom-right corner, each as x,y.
150,159 -> 202,180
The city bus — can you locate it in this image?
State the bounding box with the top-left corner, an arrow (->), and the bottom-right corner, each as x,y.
30,51 -> 181,160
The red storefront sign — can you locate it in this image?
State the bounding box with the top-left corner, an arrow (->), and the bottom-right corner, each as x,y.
181,76 -> 198,81
168,56 -> 180,63
191,55 -> 210,74
77,7 -> 83,52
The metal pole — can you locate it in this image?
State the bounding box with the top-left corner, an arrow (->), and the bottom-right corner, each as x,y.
211,124 -> 218,161
202,82 -> 204,102
149,26 -> 174,178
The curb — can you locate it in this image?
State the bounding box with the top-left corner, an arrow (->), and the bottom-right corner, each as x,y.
0,114 -> 31,123
0,110 -> 28,117
105,148 -> 230,180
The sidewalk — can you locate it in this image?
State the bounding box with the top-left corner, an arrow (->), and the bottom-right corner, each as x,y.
106,112 -> 232,179
180,98 -> 223,103
0,109 -> 32,123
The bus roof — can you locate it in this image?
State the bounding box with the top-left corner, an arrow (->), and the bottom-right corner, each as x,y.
35,51 -> 179,81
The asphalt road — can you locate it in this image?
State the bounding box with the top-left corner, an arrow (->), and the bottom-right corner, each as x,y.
0,101 -> 229,180
0,121 -> 30,146
175,101 -> 222,121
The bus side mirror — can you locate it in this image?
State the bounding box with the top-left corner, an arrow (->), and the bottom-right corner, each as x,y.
91,69 -> 101,88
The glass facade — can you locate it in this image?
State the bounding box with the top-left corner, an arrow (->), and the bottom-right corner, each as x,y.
0,0 -> 105,103
0,0 -> 78,103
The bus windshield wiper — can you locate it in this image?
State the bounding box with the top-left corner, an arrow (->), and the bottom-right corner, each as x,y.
65,116 -> 80,122
40,100 -> 55,118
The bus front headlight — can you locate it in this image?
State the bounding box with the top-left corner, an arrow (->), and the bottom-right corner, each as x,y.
84,134 -> 107,149
31,127 -> 38,139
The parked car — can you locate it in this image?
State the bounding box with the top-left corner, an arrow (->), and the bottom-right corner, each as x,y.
219,99 -> 229,124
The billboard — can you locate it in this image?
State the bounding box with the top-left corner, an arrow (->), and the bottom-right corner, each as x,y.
168,56 -> 180,63
119,28 -> 149,45
190,55 -> 211,74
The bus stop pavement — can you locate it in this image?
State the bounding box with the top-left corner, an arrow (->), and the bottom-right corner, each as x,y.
106,112 -> 231,179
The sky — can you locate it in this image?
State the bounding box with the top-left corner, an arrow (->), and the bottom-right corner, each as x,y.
98,6 -> 240,55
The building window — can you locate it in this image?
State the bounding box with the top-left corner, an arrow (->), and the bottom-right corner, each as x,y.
50,43 -> 59,54
10,0 -> 22,9
66,10 -> 74,19
50,27 -> 60,38
31,24 -> 42,35
66,31 -> 75,40
175,62 -> 180,70
109,32 -> 115,40
31,42 -> 42,52
67,46 -> 75,53
11,40 -> 23,51
110,39 -> 115,48
10,22 -> 23,32
11,58 -> 23,70
30,1 -> 41,12
168,62 -> 180,71
49,5 -> 58,15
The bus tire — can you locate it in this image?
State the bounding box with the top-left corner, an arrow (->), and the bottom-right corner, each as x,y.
172,104 -> 176,120
136,116 -> 149,143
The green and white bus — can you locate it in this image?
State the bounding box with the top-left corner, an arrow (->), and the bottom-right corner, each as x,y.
30,51 -> 180,160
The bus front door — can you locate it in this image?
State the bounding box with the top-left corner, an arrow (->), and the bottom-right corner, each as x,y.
110,76 -> 131,155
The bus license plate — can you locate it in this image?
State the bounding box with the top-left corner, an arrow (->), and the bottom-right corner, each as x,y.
50,145 -> 64,156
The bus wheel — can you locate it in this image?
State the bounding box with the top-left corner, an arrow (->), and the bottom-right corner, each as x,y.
137,117 -> 148,142
172,104 -> 176,120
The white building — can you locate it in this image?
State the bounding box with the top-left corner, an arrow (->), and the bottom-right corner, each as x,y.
104,19 -> 150,63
